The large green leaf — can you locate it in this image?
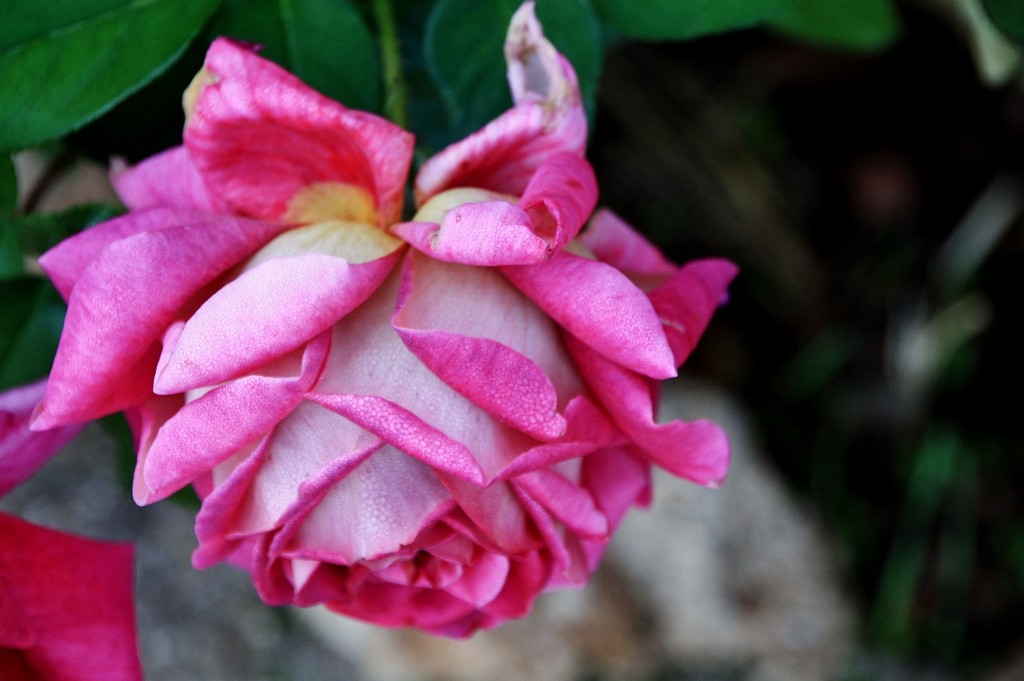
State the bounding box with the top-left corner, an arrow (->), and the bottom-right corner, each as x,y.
0,278 -> 66,391
769,0 -> 900,51
592,0 -> 784,41
983,0 -> 1024,44
208,0 -> 380,112
0,0 -> 222,152
425,0 -> 601,141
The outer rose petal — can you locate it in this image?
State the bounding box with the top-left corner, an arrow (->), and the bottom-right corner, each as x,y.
649,258 -> 738,368
0,380 -> 82,497
33,215 -> 290,429
39,207 -> 212,300
111,146 -> 224,213
0,513 -> 142,681
502,252 -> 677,379
186,39 -> 414,225
580,209 -> 677,282
155,250 -> 400,394
414,2 -> 586,203
566,334 -> 730,487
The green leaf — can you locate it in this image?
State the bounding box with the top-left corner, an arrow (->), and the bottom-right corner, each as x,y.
0,0 -> 223,152
0,278 -> 66,392
983,0 -> 1024,44
592,0 -> 784,41
769,0 -> 900,51
0,155 -> 15,219
209,0 -> 380,112
425,0 -> 602,141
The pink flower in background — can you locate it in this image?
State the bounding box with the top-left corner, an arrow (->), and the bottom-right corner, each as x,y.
0,379 -> 83,496
29,2 -> 736,636
0,512 -> 142,681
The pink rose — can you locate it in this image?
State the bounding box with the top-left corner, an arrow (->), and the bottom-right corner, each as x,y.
0,512 -> 142,680
1,379 -> 83,496
30,2 -> 736,636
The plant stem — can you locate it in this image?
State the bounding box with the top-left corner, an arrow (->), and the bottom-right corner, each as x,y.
372,0 -> 409,129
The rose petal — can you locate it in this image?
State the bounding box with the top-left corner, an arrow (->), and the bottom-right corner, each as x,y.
155,250 -> 399,394
0,380 -> 83,497
566,335 -> 730,487
0,513 -> 142,681
39,207 -> 211,301
34,216 -> 289,429
392,253 -> 572,441
649,258 -> 738,367
502,251 -> 676,379
186,39 -> 413,225
579,209 -> 677,282
138,333 -> 329,504
111,146 -> 223,213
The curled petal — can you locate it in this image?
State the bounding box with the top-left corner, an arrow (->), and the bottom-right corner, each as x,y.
515,468 -> 609,540
518,152 -> 597,254
111,146 -> 223,213
566,335 -> 729,487
155,250 -> 399,394
502,252 -> 676,379
649,258 -> 738,368
186,39 -> 413,225
399,153 -> 596,265
33,216 -> 290,430
395,201 -> 548,266
414,2 -> 586,203
138,333 -> 330,504
0,380 -> 83,497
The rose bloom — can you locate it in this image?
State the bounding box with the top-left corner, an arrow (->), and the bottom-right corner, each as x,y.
30,3 -> 736,636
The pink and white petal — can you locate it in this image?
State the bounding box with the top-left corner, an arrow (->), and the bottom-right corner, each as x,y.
307,393 -> 485,486
502,252 -> 676,379
415,3 -> 586,203
577,446 -> 653,573
155,251 -> 398,394
648,258 -> 738,368
111,146 -> 223,212
137,333 -> 329,504
394,201 -> 550,265
32,216 -> 289,430
274,445 -> 452,565
186,39 -> 413,225
393,253 -> 572,440
518,152 -> 597,253
566,334 -> 730,487
39,207 -> 211,300
193,438 -> 270,569
0,513 -> 142,681
224,400 -> 382,537
579,209 -> 677,282
0,380 -> 83,497
314,270 -> 533,480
